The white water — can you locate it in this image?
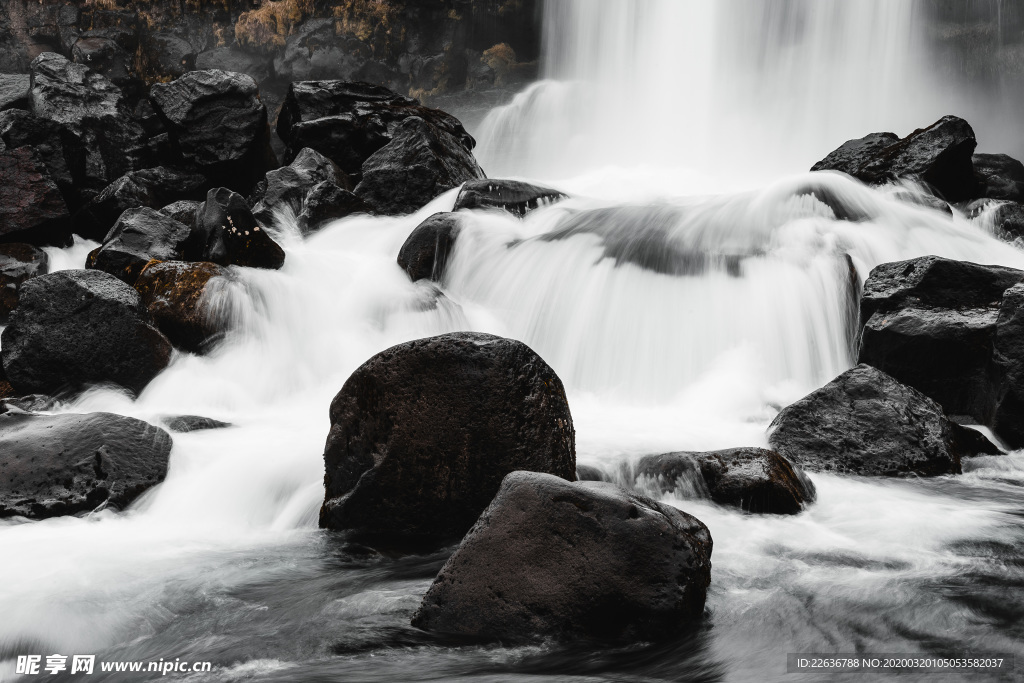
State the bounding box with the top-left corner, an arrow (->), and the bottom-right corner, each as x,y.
3,2 -> 1024,680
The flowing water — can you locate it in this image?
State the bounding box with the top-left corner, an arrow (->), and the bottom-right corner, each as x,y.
3,1 -> 1024,682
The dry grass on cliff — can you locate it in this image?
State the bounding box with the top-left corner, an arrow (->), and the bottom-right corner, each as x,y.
235,0 -> 313,49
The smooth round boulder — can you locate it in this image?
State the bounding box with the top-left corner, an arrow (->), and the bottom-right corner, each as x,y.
319,332 -> 576,546
396,212 -> 461,282
768,364 -> 962,477
0,146 -> 70,245
973,153 -> 1024,203
133,261 -> 229,353
1,269 -> 173,396
0,411 -> 172,519
411,471 -> 712,644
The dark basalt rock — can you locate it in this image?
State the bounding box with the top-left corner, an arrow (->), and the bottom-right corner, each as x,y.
133,261 -> 229,353
453,178 -> 566,217
812,116 -> 978,202
973,153 -> 1024,203
0,411 -> 171,519
276,80 -> 477,176
635,447 -> 815,515
0,243 -> 48,321
149,69 -> 275,193
159,199 -> 201,226
1,269 -> 172,396
0,393 -> 61,415
87,207 -> 191,285
0,109 -> 82,201
991,283 -> 1024,449
320,332 -> 576,547
74,166 -> 208,242
298,181 -> 370,234
354,116 -> 485,215
396,212 -> 461,282
411,471 -> 712,644
162,414 -> 230,433
0,74 -> 30,110
950,423 -> 1003,457
250,147 -> 358,230
187,187 -> 285,269
768,364 -> 962,477
149,33 -> 196,78
0,146 -> 70,246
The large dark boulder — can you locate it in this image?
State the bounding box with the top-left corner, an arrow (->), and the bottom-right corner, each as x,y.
411,471 -> 712,644
276,80 -> 477,176
0,146 -> 70,245
149,70 -> 275,192
0,109 -> 82,200
812,116 -> 978,202
354,116 -> 485,215
87,207 -> 191,284
858,256 -> 1023,422
396,212 -> 461,282
133,261 -> 229,353
453,178 -> 567,217
187,187 -> 285,269
0,411 -> 171,519
973,153 -> 1024,203
1,269 -> 172,396
73,166 -> 208,242
297,181 -> 370,234
768,364 -> 963,477
991,283 -> 1024,449
0,243 -> 48,321
159,199 -> 201,226
635,448 -> 815,515
320,332 -> 576,546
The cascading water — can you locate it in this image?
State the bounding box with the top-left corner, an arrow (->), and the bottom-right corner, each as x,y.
2,2 -> 1024,682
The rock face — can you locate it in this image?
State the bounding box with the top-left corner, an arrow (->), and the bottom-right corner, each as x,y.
973,153 -> 1024,203
355,116 -> 485,215
635,448 -> 815,515
320,332 -> 576,546
1,270 -> 172,396
134,261 -> 229,353
0,411 -> 171,519
412,471 -> 712,644
149,70 -> 274,192
0,145 -> 70,245
87,207 -> 192,284
187,187 -> 285,269
397,212 -> 461,281
0,243 -> 48,320
858,256 -> 1023,424
453,179 -> 567,217
811,116 -> 978,201
768,364 -> 962,477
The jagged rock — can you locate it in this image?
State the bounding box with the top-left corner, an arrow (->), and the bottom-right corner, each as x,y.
160,199 -> 201,226
320,332 -> 576,547
411,471 -> 712,643
87,207 -> 191,284
149,69 -> 275,192
133,261 -> 229,353
162,414 -> 230,433
355,116 -> 485,215
0,411 -> 171,519
250,147 -> 353,227
453,178 -> 566,217
985,201 -> 1024,241
635,448 -> 815,515
0,75 -> 29,110
74,166 -> 208,242
187,187 -> 285,269
0,109 -> 83,201
575,464 -> 606,481
297,181 -> 370,233
396,212 -> 460,281
973,153 -> 1024,203
1,269 -> 172,395
0,243 -> 48,321
768,364 -> 963,477
0,146 -> 70,245
812,116 -> 978,202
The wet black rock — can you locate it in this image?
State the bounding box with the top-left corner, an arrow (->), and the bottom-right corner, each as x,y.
635,447 -> 815,515
0,243 -> 48,321
453,178 -> 567,217
0,411 -> 171,519
991,283 -> 1024,449
396,212 -> 461,282
298,181 -> 371,234
0,146 -> 70,245
412,471 -> 712,644
187,187 -> 285,269
812,116 -> 978,202
1,269 -> 172,396
149,70 -> 275,193
0,109 -> 82,201
986,201 -> 1024,241
87,207 -> 191,284
354,116 -> 485,215
162,414 -> 230,433
159,199 -> 201,226
320,332 -> 576,547
0,74 -> 29,110
768,364 -> 962,477
133,260 -> 229,353
973,153 -> 1024,203
149,33 -> 196,78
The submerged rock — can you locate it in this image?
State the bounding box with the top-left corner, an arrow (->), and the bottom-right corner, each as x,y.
187,187 -> 285,269
1,270 -> 172,396
396,212 -> 461,282
87,207 -> 191,284
133,261 -> 229,353
453,178 -> 566,217
162,415 -> 230,433
320,332 -> 576,547
0,109 -> 83,202
0,411 -> 171,519
991,283 -> 1024,449
412,471 -> 712,643
0,243 -> 48,321
635,447 -> 815,515
768,364 -> 962,477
